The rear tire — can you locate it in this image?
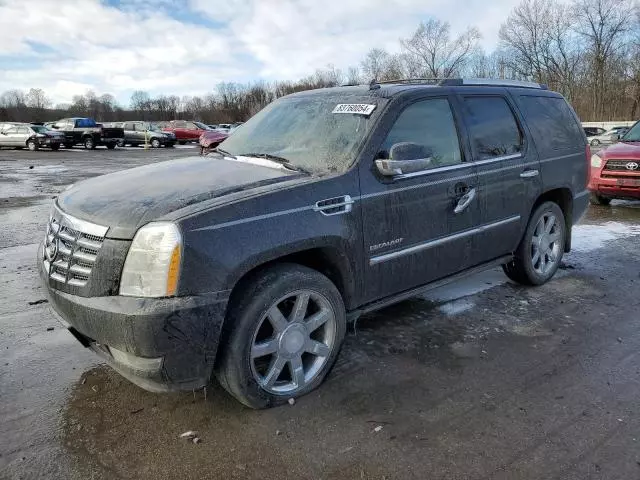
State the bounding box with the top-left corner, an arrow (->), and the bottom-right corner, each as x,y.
216,264 -> 346,409
589,193 -> 611,206
502,201 -> 566,286
84,137 -> 95,150
590,139 -> 601,146
27,140 -> 38,151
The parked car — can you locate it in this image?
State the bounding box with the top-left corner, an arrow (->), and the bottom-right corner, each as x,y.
583,127 -> 606,137
39,78 -> 589,408
588,120 -> 640,204
0,123 -> 64,151
113,121 -> 176,148
162,120 -> 209,144
588,127 -> 623,146
198,130 -> 229,154
47,118 -> 124,149
0,122 -> 18,133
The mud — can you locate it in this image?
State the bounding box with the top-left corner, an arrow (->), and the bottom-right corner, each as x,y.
2,146 -> 640,479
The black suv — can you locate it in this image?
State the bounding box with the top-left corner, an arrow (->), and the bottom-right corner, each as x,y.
39,79 -> 589,408
47,118 -> 124,149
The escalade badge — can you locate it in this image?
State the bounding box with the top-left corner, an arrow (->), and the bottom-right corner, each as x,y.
626,162 -> 639,171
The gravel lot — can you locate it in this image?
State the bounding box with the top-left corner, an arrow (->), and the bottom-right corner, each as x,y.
1,146 -> 640,480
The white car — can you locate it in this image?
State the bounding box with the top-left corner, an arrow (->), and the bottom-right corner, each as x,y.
589,127 -> 627,146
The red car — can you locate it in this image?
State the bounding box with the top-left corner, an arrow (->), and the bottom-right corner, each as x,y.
588,120 -> 640,205
162,120 -> 210,144
198,130 -> 229,155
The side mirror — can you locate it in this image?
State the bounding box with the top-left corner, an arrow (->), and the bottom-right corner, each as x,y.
375,142 -> 434,176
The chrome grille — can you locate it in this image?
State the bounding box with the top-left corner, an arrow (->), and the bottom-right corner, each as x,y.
42,207 -> 108,288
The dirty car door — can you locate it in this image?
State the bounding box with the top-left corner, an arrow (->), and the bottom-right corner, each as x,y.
359,96 -> 479,303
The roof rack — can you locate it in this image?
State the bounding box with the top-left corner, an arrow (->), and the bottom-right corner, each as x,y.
371,78 -> 548,90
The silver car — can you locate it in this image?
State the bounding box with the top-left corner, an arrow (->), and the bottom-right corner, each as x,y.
0,123 -> 64,151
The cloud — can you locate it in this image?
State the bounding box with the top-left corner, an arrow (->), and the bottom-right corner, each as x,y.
0,0 -> 521,105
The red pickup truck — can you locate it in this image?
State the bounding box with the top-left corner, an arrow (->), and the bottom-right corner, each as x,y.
162,120 -> 210,144
588,121 -> 640,205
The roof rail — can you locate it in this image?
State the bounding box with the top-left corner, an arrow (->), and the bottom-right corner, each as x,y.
370,78 -> 548,90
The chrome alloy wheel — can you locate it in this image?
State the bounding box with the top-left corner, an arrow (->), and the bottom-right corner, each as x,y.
531,212 -> 562,275
250,290 -> 337,395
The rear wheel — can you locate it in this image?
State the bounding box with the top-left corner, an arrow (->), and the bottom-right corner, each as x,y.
27,139 -> 38,151
216,264 -> 346,409
84,137 -> 95,150
590,138 -> 601,146
502,201 -> 566,286
589,193 -> 611,206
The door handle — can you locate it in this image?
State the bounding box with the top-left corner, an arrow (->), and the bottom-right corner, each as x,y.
454,187 -> 476,214
520,169 -> 539,178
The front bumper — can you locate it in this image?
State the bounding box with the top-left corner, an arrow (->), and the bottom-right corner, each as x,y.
588,174 -> 640,199
39,250 -> 229,392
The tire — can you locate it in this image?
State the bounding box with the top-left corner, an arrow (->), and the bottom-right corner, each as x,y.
590,139 -> 600,146
502,201 -> 566,286
84,137 -> 95,150
106,143 -> 116,150
50,144 -> 60,151
150,138 -> 161,148
216,264 -> 346,409
27,140 -> 38,151
178,140 -> 186,145
117,139 -> 125,147
589,193 -> 611,206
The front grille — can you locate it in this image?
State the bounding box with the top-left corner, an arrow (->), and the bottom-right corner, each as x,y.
42,207 -> 108,288
603,159 -> 640,172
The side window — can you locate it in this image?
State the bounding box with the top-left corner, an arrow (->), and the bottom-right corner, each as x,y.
380,98 -> 462,168
124,122 -> 135,131
518,96 -> 583,152
5,127 -> 18,134
18,127 -> 30,134
463,96 -> 523,160
173,121 -> 187,128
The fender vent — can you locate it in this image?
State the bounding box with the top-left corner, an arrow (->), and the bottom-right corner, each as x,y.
313,195 -> 354,216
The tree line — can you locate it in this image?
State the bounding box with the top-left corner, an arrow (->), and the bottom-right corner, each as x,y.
1,0 -> 639,124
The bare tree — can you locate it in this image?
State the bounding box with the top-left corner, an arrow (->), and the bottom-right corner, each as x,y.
400,19 -> 481,78
25,88 -> 51,110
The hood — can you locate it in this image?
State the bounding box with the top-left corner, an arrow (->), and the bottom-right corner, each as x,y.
600,141 -> 640,160
57,156 -> 299,239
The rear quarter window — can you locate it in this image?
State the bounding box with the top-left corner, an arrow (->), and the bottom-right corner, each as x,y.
517,96 -> 584,153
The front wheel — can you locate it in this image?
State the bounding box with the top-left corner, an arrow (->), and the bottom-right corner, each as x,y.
27,140 -> 38,151
150,138 -> 161,148
589,193 -> 611,206
216,264 -> 346,409
502,201 -> 566,286
590,139 -> 601,146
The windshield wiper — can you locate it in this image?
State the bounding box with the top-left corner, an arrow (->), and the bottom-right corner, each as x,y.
211,147 -> 236,158
239,152 -> 311,174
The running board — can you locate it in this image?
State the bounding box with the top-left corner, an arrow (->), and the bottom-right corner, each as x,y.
350,255 -> 513,319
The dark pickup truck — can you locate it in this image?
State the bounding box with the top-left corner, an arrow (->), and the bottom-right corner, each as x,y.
40,78 -> 589,409
46,118 -> 124,149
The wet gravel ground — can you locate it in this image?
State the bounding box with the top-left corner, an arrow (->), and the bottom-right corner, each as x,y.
1,146 -> 640,480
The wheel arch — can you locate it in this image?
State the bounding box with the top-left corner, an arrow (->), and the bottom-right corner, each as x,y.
530,187 -> 573,252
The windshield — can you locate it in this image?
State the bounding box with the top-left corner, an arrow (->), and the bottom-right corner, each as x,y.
149,123 -> 164,132
621,122 -> 640,142
219,95 -> 383,174
31,125 -> 48,133
193,121 -> 211,130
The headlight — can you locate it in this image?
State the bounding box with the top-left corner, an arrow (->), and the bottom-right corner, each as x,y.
119,222 -> 182,297
591,154 -> 602,168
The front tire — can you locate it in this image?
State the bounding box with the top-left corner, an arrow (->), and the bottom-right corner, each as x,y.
150,138 -> 161,148
590,139 -> 601,146
589,193 -> 611,206
502,201 -> 566,286
216,264 -> 346,409
27,140 -> 38,151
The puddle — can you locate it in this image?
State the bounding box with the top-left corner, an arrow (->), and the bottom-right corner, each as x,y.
572,222 -> 640,252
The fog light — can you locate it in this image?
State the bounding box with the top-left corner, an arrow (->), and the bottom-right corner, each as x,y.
109,347 -> 163,373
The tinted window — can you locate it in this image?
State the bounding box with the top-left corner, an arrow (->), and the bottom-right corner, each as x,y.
380,98 -> 462,168
463,97 -> 523,160
519,96 -> 583,151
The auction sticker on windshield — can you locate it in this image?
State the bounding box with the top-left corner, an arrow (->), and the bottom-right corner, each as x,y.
332,104 -> 376,115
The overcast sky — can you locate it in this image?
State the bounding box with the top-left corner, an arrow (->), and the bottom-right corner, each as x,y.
0,0 -> 520,105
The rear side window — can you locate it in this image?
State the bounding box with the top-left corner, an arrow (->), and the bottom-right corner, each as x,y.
462,96 -> 523,160
380,98 -> 462,168
124,122 -> 135,131
518,96 -> 583,152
